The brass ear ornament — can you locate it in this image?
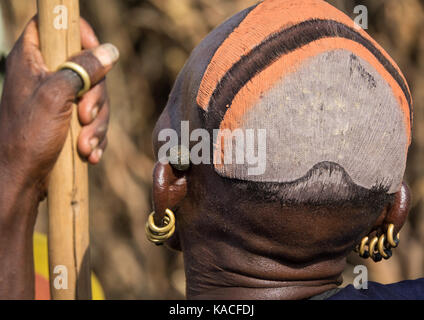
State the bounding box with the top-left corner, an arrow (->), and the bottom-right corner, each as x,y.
368,236 -> 382,262
356,224 -> 400,262
386,224 -> 400,248
169,145 -> 190,171
145,208 -> 176,245
357,236 -> 370,259
377,234 -> 392,260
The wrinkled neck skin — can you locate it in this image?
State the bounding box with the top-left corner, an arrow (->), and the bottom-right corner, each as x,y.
183,239 -> 345,300
179,200 -> 350,300
173,167 -> 371,300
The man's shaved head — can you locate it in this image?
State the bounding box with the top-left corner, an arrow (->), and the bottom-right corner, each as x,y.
152,0 -> 413,299
154,0 -> 412,204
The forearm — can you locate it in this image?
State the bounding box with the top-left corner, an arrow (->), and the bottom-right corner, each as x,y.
0,169 -> 40,300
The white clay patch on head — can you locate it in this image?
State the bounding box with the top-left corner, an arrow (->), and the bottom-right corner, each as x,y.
214,50 -> 408,194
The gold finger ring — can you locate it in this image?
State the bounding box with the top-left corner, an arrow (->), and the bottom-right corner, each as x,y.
57,61 -> 91,97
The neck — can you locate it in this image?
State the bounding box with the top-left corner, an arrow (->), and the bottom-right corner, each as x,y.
183,241 -> 346,300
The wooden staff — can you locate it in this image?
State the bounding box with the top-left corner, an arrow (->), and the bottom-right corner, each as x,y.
37,0 -> 91,300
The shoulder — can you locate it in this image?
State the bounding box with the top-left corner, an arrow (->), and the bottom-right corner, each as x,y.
327,278 -> 424,300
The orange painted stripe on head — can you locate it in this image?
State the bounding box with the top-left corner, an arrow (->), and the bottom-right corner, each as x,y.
213,38 -> 411,170
198,0 -> 410,114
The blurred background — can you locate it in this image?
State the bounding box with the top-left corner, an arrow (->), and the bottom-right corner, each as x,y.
0,0 -> 423,299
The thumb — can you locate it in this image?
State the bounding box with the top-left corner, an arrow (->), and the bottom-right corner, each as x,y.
35,43 -> 119,112
66,43 -> 120,89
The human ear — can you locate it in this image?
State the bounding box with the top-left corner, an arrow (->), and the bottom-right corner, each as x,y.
383,181 -> 411,235
373,181 -> 411,235
151,161 -> 188,251
357,182 -> 411,261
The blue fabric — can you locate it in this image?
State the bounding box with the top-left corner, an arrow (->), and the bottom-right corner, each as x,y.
328,278 -> 424,300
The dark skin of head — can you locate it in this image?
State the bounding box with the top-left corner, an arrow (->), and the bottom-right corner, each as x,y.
152,129 -> 411,300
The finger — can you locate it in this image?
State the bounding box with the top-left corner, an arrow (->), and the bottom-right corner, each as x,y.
78,80 -> 107,125
67,43 -> 119,92
88,138 -> 108,165
37,43 -> 119,110
21,16 -> 40,48
34,69 -> 83,115
80,18 -> 100,49
10,16 -> 47,75
77,103 -> 109,157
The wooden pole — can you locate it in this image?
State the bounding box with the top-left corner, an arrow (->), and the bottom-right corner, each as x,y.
37,0 -> 91,300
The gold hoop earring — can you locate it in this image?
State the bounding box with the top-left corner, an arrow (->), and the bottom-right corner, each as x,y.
358,236 -> 370,259
369,236 -> 382,262
386,224 -> 400,248
378,234 -> 392,260
145,208 -> 176,245
356,224 -> 400,262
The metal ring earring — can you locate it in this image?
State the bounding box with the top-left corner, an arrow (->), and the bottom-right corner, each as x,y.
386,224 -> 400,248
378,234 -> 392,260
369,236 -> 382,262
145,208 -> 176,245
358,236 -> 370,259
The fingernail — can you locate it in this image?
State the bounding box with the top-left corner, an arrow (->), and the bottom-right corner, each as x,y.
91,106 -> 99,120
95,43 -> 120,67
89,137 -> 99,150
94,148 -> 103,161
